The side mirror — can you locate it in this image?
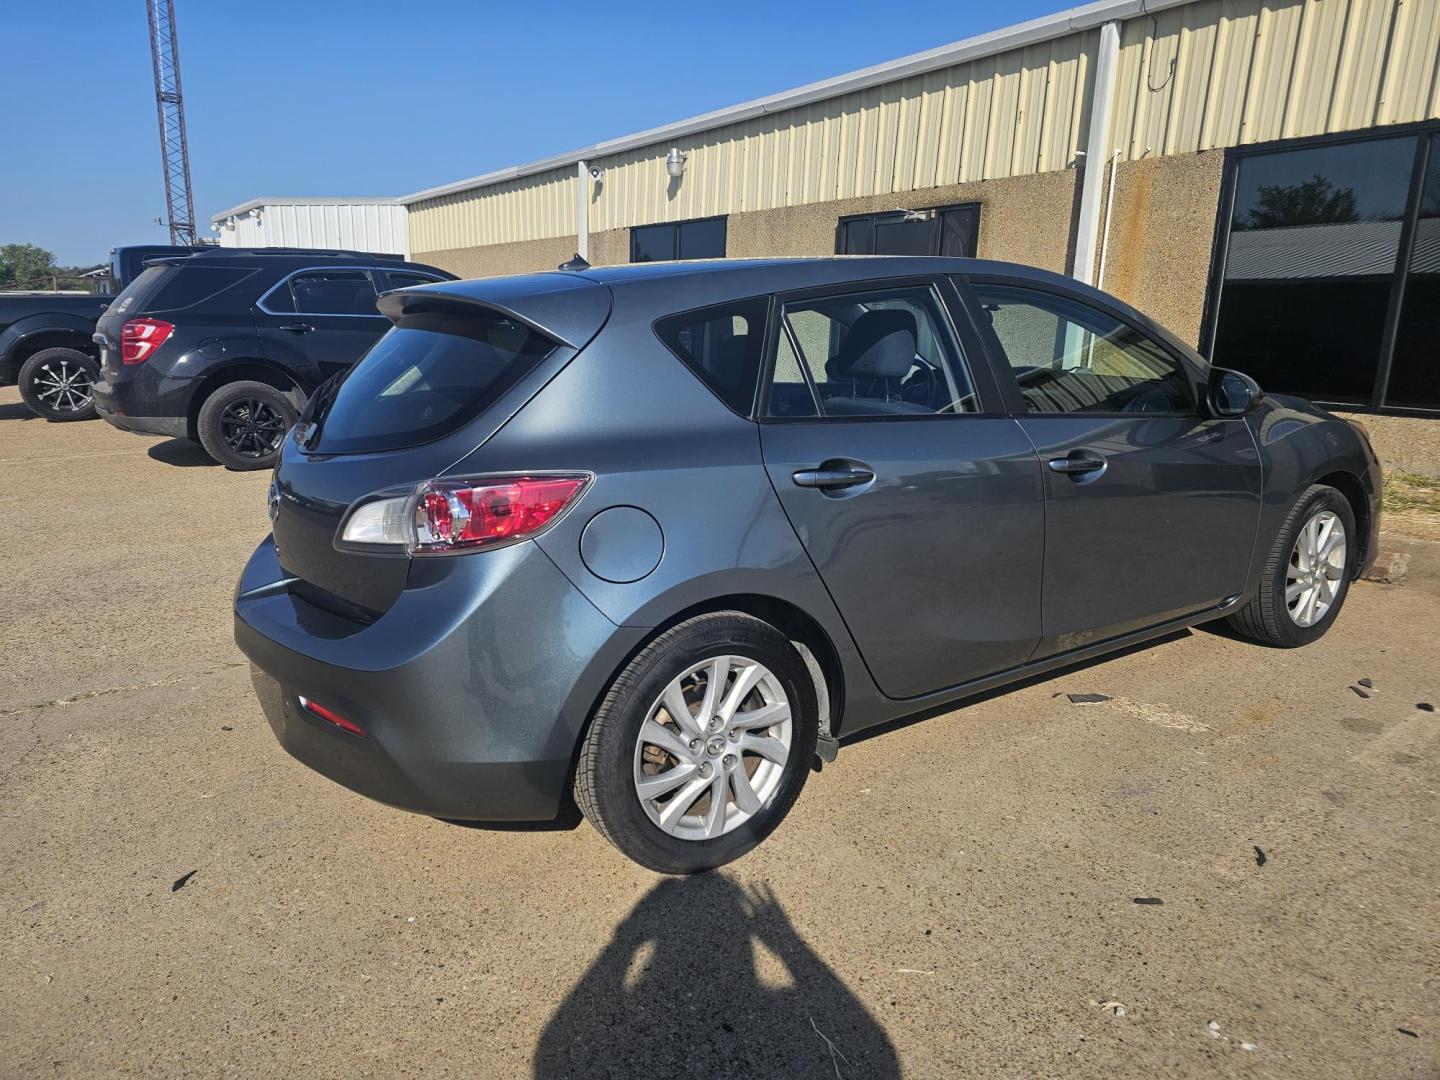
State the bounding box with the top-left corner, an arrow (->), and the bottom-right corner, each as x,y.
1208,367 -> 1263,418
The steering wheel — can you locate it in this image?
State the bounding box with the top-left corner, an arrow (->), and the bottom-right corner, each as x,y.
899,356 -> 941,409
1122,387 -> 1178,413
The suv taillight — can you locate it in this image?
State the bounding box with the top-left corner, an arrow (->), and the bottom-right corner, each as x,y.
338,475 -> 591,555
121,317 -> 174,364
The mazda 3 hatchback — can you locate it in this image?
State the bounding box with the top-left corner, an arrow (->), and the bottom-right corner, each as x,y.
235,257 -> 1381,874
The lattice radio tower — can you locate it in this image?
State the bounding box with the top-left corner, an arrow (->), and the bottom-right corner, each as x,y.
146,0 -> 198,246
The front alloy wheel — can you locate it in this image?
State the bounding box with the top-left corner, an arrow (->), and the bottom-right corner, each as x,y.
1226,483 -> 1356,647
1286,510 -> 1346,627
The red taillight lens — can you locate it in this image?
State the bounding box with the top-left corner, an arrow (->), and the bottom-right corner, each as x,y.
298,696 -> 366,737
414,475 -> 589,553
121,317 -> 174,364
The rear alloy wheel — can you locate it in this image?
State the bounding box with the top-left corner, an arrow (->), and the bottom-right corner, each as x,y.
1227,484 -> 1356,647
18,348 -> 99,421
196,380 -> 298,470
575,613 -> 817,874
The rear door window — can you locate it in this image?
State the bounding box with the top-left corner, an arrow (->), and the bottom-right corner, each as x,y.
654,297 -> 768,416
308,310 -> 557,453
287,269 -> 379,316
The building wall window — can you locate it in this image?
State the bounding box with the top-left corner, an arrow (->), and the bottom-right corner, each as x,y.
1206,124 -> 1439,413
836,204 -> 979,257
630,217 -> 727,262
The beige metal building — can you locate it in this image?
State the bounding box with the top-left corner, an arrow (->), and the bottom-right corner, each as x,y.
396,0 -> 1440,441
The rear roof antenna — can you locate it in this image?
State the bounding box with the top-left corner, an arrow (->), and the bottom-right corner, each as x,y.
558,253 -> 590,271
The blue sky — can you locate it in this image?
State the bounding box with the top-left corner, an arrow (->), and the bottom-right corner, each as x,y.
1,0 -> 1071,265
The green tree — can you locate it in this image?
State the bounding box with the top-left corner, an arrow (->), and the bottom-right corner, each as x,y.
0,243 -> 60,290
1242,175 -> 1359,229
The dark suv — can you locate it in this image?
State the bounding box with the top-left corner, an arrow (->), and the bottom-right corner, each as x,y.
93,249 -> 453,468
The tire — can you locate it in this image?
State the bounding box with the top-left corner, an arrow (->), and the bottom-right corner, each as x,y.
1227,484 -> 1357,647
196,380 -> 298,471
18,348 -> 99,422
575,612 -> 818,874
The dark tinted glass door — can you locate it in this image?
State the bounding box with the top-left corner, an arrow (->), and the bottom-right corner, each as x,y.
1387,134 -> 1440,409
837,205 -> 978,257
631,217 -> 727,262
1210,133 -> 1421,407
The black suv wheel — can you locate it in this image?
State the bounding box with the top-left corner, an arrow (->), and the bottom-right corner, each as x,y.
196,380 -> 298,470
18,348 -> 99,421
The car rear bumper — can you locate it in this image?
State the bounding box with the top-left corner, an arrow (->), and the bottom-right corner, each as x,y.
233,534 -> 646,821
93,362 -> 194,439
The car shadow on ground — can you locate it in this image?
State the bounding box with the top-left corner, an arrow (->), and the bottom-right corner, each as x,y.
146,439 -> 218,467
0,401 -> 39,421
533,874 -> 900,1079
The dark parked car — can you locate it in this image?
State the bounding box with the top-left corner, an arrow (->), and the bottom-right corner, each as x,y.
0,245 -> 200,422
234,257 -> 1381,874
92,248 -> 454,468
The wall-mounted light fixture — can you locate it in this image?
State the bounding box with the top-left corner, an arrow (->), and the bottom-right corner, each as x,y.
665,147 -> 687,178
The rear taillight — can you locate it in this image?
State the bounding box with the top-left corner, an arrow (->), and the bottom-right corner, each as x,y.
121,317 -> 174,364
338,474 -> 590,555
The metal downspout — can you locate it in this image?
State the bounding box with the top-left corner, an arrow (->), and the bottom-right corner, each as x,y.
576,160 -> 590,261
1072,20 -> 1121,286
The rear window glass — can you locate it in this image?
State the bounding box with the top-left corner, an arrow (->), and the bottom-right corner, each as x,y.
308,310 -> 556,454
108,264 -> 255,315
654,296 -> 769,416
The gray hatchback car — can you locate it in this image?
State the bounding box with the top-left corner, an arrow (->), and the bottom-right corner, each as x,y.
235,257 -> 1381,873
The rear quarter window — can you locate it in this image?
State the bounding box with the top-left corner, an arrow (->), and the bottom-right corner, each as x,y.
308,310 -> 556,454
109,264 -> 258,315
654,296 -> 769,416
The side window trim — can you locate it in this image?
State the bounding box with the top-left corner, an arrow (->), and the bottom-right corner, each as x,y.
256,266 -> 386,318
758,275 -> 995,422
955,273 -> 1206,417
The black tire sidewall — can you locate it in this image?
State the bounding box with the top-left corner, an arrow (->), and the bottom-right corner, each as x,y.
583,615 -> 818,875
1268,486 -> 1356,646
196,381 -> 297,470
18,348 -> 99,422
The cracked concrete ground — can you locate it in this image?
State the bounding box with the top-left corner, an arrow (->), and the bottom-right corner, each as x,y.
1,384 -> 1437,1079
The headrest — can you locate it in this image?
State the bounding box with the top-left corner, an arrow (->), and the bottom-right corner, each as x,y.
829,309 -> 917,380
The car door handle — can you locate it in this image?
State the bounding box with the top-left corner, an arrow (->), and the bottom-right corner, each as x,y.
1047,453 -> 1107,476
792,465 -> 876,490
278,323 -> 313,334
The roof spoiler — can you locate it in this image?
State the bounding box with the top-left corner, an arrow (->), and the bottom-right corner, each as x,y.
377,274 -> 611,350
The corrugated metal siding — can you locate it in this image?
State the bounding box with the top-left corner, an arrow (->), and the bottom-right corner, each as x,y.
406,0 -> 1440,252
1111,0 -> 1440,158
407,167 -> 575,253
220,202 -> 409,255
409,33 -> 1099,247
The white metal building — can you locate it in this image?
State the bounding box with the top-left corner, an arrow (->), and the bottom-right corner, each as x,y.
210,198 -> 409,257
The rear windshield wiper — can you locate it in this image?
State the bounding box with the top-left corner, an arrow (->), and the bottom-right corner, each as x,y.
300,368 -> 350,450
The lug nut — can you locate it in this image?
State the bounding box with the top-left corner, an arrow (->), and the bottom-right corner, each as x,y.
723,754 -> 736,768
728,729 -> 740,742
689,738 -> 701,752
708,717 -> 722,732
698,762 -> 713,778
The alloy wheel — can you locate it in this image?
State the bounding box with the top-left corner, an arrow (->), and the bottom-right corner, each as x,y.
1286,509 -> 1346,627
632,655 -> 792,841
32,358 -> 94,414
219,398 -> 288,459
